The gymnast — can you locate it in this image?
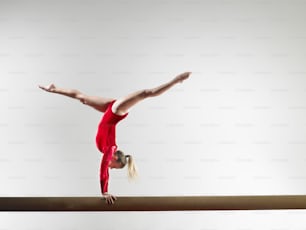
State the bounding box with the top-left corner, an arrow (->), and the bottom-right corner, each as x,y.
39,71 -> 191,204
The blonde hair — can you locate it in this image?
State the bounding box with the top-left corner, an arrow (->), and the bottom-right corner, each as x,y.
125,155 -> 138,180
115,150 -> 138,180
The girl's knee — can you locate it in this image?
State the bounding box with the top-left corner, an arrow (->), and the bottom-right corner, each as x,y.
76,93 -> 87,103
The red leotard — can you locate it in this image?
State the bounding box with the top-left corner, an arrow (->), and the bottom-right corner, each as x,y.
96,100 -> 128,193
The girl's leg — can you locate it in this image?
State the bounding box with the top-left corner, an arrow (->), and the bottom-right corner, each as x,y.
112,72 -> 191,115
39,84 -> 114,112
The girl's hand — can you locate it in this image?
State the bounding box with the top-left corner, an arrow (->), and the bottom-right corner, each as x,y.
173,72 -> 192,84
102,193 -> 117,205
38,84 -> 56,92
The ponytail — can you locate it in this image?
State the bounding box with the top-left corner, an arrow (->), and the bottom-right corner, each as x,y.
114,150 -> 138,180
125,155 -> 138,180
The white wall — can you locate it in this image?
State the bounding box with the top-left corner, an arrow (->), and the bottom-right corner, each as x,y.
1,0 -> 306,229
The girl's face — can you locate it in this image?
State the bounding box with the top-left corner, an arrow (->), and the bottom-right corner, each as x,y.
109,155 -> 122,169
109,160 -> 121,169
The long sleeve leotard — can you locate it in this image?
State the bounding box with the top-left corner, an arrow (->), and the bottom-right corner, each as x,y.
95,100 -> 128,194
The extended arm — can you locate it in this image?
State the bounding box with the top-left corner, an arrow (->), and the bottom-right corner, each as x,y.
112,71 -> 192,115
100,146 -> 117,204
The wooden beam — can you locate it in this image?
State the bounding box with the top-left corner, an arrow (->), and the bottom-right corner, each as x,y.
1,195 -> 306,212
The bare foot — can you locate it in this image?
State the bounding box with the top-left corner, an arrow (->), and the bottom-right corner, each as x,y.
38,84 -> 56,92
173,72 -> 192,84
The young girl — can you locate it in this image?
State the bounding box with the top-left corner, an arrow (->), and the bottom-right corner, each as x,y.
39,71 -> 191,204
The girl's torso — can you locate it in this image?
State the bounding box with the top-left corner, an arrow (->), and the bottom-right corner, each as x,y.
96,100 -> 128,152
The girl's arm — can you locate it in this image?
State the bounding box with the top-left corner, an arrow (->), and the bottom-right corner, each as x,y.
100,147 -> 117,204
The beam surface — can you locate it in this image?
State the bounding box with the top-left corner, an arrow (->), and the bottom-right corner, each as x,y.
1,195 -> 306,212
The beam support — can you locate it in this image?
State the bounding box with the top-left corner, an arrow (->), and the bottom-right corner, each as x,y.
1,195 -> 306,212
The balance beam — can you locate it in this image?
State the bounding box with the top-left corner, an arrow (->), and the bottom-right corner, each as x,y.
1,195 -> 306,211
